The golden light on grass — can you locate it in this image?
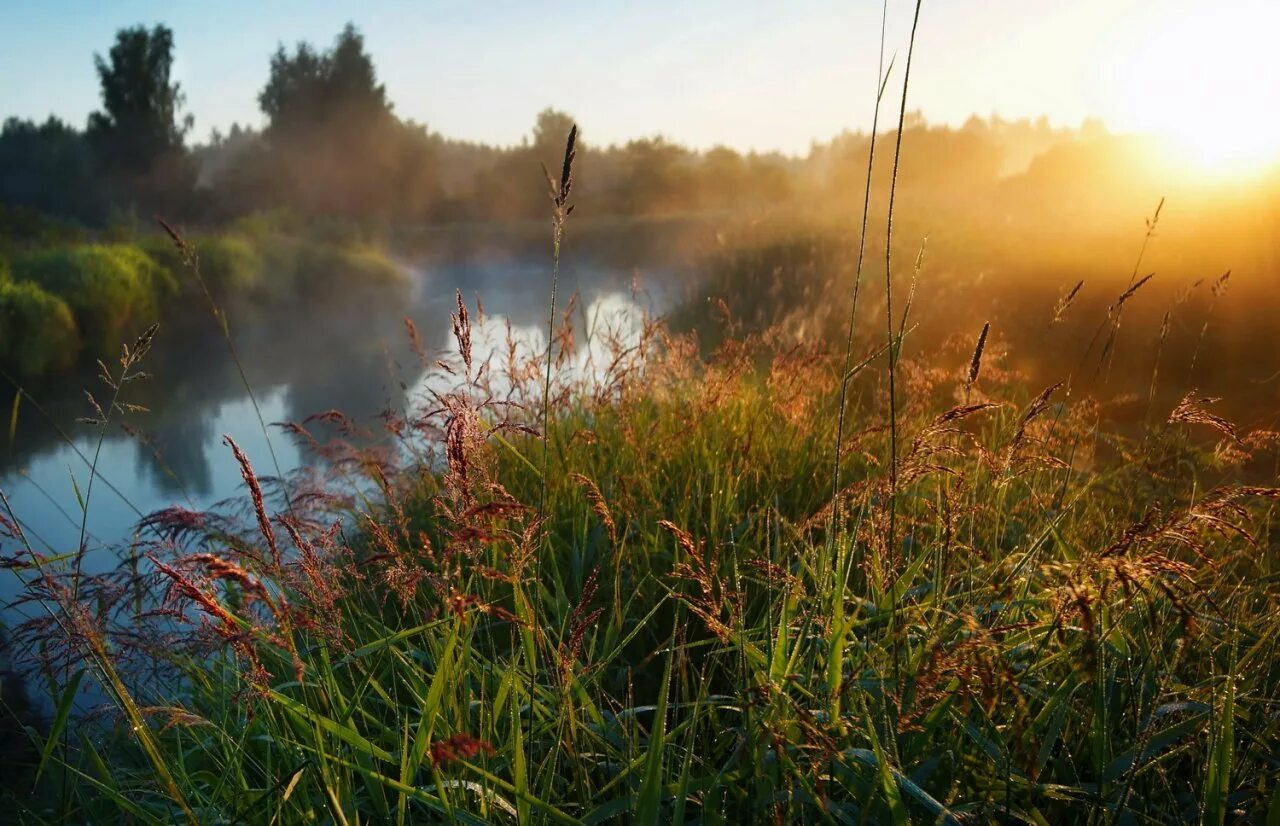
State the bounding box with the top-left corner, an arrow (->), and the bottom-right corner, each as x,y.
1105,0 -> 1280,179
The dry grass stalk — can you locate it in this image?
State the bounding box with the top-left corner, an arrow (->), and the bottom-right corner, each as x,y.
965,321 -> 990,399
1168,391 -> 1239,444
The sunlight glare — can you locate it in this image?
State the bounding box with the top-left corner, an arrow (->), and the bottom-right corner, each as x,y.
1108,1 -> 1280,177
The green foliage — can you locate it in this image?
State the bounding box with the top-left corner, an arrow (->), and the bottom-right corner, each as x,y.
248,233 -> 405,301
11,244 -> 175,358
0,279 -> 79,375
138,233 -> 263,298
260,24 -> 391,137
0,118 -> 105,223
248,24 -> 430,220
0,227 -> 402,380
308,244 -> 404,290
86,25 -> 191,177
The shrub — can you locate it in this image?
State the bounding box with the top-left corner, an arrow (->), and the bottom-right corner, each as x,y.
291,241 -> 406,299
328,245 -> 404,285
199,236 -> 262,295
12,244 -> 176,357
0,279 -> 79,375
139,233 -> 262,298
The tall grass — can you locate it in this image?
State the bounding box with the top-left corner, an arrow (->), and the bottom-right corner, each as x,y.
4,239 -> 1277,821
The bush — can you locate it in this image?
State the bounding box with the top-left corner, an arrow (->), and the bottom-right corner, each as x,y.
327,245 -> 405,285
199,236 -> 262,295
139,233 -> 262,299
256,236 -> 405,301
0,280 -> 79,375
12,244 -> 176,357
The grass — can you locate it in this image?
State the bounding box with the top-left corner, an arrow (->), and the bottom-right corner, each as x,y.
2,244 -> 1278,821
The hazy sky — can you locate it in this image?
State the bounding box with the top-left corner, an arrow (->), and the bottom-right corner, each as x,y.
1,0 -> 1276,156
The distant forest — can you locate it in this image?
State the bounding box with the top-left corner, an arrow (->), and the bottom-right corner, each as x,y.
8,22 -> 1264,235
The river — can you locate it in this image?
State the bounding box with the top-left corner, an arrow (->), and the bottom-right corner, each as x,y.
0,219 -> 701,641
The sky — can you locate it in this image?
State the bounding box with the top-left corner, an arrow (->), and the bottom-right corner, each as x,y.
1,0 -> 1278,158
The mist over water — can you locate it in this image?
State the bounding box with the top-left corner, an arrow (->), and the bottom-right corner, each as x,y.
0,227 -> 681,633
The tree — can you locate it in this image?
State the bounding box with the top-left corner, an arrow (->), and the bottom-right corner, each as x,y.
260,24 -> 392,139
87,25 -> 191,176
86,25 -> 195,216
0,118 -> 104,222
532,109 -> 577,155
251,24 -> 434,219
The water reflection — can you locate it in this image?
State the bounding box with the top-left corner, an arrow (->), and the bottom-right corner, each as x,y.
0,245 -> 676,629
409,290 -> 651,412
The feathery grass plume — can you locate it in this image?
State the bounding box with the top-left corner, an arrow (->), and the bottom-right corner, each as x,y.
1004,379 -> 1065,475
428,733 -> 496,767
1052,279 -> 1084,324
1083,271 -> 1156,376
1115,271 -> 1154,308
1077,198 -> 1163,376
558,568 -> 603,687
451,289 -> 473,378
404,315 -> 428,368
138,706 -> 213,732
72,322 -> 158,602
661,520 -> 738,643
965,321 -> 990,400
1168,391 -> 1239,443
223,435 -> 280,566
570,472 -> 617,546
150,555 -> 264,668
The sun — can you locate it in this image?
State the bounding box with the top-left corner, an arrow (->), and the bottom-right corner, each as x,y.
1105,1 -> 1280,178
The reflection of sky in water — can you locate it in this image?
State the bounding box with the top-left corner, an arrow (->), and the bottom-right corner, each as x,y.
0,388 -> 300,619
410,291 -> 649,412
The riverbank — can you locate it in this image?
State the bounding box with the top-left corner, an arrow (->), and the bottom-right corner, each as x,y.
0,214 -> 406,381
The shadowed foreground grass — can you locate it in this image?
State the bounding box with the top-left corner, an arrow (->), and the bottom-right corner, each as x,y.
3,285 -> 1278,822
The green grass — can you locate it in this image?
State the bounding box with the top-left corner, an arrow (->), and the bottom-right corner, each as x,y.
5,300 -> 1278,822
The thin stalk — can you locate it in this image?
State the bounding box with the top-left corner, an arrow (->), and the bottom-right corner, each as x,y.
828,0 -> 891,553
541,222 -> 565,514
71,346 -> 138,603
883,0 -> 925,689
539,124 -> 577,514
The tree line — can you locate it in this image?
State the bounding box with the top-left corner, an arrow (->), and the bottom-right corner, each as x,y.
5,22 -> 1270,236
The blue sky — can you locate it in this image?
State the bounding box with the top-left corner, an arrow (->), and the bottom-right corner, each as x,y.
0,1 -> 1274,156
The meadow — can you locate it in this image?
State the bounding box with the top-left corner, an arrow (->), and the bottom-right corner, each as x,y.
3,10 -> 1280,826
1,112 -> 1278,825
